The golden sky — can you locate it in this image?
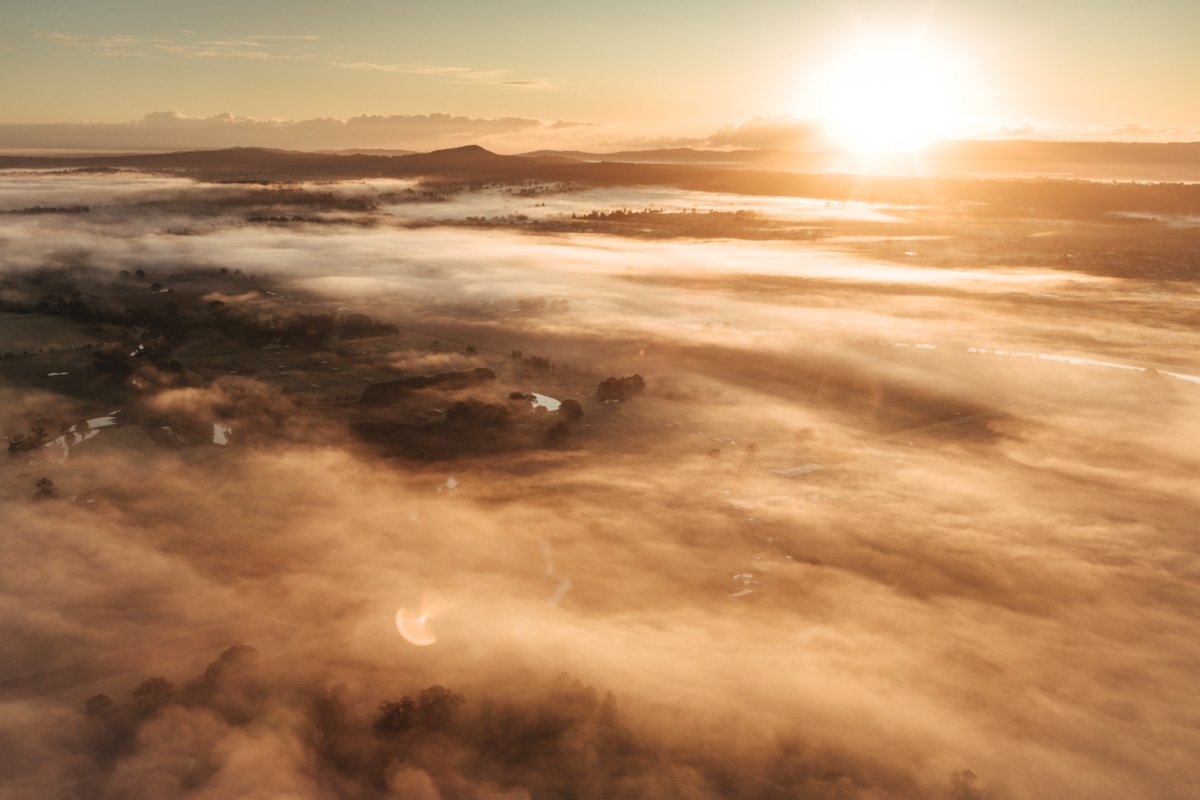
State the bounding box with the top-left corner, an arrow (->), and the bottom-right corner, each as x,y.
1,0 -> 1198,149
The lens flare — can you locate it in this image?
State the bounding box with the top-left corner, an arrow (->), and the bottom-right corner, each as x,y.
395,607 -> 437,646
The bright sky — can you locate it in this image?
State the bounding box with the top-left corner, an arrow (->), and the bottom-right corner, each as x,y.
1,0 -> 1198,147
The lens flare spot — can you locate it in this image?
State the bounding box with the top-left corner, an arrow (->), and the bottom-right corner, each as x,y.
395,607 -> 436,647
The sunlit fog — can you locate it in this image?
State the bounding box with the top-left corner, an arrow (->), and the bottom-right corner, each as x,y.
3,156 -> 1198,800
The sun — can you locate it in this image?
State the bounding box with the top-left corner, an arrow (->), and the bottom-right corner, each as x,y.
810,34 -> 975,155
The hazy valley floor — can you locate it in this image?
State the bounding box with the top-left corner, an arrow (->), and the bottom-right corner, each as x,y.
1,169 -> 1198,800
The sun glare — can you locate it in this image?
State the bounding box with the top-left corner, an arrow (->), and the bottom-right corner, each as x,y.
811,34 -> 975,155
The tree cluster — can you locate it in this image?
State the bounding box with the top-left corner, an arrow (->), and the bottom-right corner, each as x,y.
6,421 -> 52,456
62,642 -> 984,798
444,399 -> 511,430
510,350 -> 553,372
596,374 -> 646,402
373,686 -> 465,737
211,306 -> 399,349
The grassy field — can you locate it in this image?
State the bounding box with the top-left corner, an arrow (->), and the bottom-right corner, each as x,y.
0,312 -> 100,355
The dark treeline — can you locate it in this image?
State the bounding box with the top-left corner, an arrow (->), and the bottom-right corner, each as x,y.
208,302 -> 398,349
511,351 -> 553,372
0,266 -> 399,352
572,208 -> 758,221
2,205 -> 91,215
360,368 -> 497,404
351,389 -> 584,459
64,644 -> 978,799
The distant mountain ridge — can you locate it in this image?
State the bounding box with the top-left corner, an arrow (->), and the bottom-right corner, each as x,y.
0,145 -> 571,179
3,143 -> 1199,218
2,140 -> 1197,180
314,148 -> 418,157
518,147 -> 807,166
927,140 -> 1200,166
523,141 -> 1200,178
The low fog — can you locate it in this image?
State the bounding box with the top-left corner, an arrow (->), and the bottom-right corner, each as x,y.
2,170 -> 1198,800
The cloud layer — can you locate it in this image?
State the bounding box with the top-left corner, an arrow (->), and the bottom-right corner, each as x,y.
0,112 -> 566,154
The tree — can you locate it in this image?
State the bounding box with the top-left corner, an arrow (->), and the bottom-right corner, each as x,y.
65,291 -> 91,321
134,269 -> 146,280
310,687 -> 353,768
374,685 -> 464,737
132,677 -> 174,715
208,300 -> 227,323
339,313 -> 375,338
596,374 -> 645,402
599,690 -> 620,726
91,344 -> 135,376
34,477 -> 56,501
374,696 -> 416,736
278,312 -> 336,348
200,644 -> 261,691
7,429 -> 43,456
947,770 -> 990,800
546,420 -> 571,444
415,685 -> 464,731
84,694 -> 114,717
445,399 -> 511,429
558,399 -> 583,420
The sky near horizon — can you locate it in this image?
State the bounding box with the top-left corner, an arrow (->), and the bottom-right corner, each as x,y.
1,0 -> 1198,149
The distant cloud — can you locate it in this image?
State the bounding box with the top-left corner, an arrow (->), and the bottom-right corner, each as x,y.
499,79 -> 558,90
330,61 -> 558,90
579,117 -> 825,154
331,62 -> 500,79
1082,122 -> 1198,141
241,34 -> 322,42
31,30 -> 556,90
703,116 -> 822,150
987,121 -> 1042,139
34,31 -> 558,90
546,120 -> 602,130
0,111 -> 585,153
33,30 -> 320,61
967,118 -> 1200,143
